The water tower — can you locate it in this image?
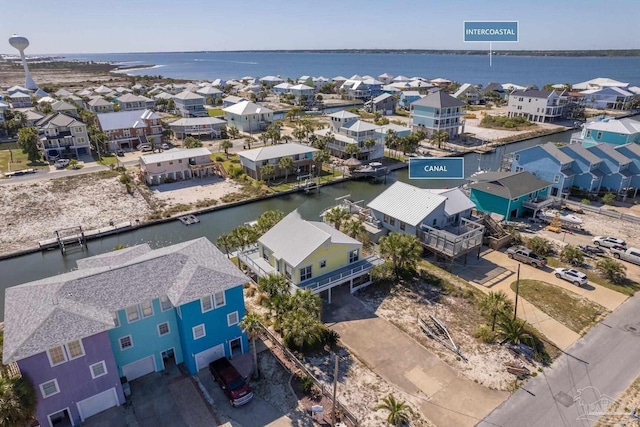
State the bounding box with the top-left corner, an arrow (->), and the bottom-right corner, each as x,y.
9,34 -> 38,90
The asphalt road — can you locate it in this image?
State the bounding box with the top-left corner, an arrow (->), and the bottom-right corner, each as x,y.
477,292 -> 640,427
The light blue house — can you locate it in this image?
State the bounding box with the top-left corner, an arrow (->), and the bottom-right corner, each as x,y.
588,143 -> 633,195
580,86 -> 634,110
559,143 -> 605,193
570,117 -> 640,147
616,143 -> 640,195
410,91 -> 465,139
469,171 -> 552,220
511,142 -> 577,197
399,91 -> 424,109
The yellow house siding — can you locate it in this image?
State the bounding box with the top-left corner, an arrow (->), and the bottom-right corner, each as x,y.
292,242 -> 361,285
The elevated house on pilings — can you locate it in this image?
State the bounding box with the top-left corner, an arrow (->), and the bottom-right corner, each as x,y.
366,182 -> 485,269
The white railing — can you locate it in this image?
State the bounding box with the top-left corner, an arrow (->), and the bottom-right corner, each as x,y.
299,256 -> 382,293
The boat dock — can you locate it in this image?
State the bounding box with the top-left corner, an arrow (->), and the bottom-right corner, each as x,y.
38,221 -> 133,251
178,214 -> 200,225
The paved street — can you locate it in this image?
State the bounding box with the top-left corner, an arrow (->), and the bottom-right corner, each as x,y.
477,292 -> 640,427
324,286 -> 508,427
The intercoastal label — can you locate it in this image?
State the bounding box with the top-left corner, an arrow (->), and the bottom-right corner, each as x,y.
408,158 -> 464,179
464,21 -> 518,42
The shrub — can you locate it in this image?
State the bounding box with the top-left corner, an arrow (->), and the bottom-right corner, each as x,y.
526,237 -> 553,256
215,156 -> 224,162
473,325 -> 496,343
602,193 -> 616,205
298,374 -> 315,395
321,327 -> 340,348
119,173 -> 131,184
560,245 -> 584,266
581,198 -> 590,205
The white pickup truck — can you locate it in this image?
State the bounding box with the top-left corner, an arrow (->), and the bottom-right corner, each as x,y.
610,247 -> 640,266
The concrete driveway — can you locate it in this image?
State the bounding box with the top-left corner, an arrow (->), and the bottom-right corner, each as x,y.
324,286 -> 508,427
84,362 -> 215,427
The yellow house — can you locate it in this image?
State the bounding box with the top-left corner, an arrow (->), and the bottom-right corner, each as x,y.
239,211 -> 381,302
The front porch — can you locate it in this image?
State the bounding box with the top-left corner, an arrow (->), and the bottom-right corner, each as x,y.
417,217 -> 484,260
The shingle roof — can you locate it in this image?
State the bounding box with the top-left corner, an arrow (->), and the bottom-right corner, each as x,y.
87,97 -> 112,107
510,89 -> 553,99
139,147 -> 212,164
560,143 -> 602,165
117,93 -> 150,103
97,109 -> 160,131
259,211 -> 360,268
36,113 -> 85,129
342,120 -> 379,132
411,91 -> 465,108
469,171 -> 551,199
173,90 -> 205,100
51,100 -> 77,111
591,144 -> 631,165
540,142 -> 573,165
223,100 -> 273,115
196,86 -> 223,96
327,110 -> 359,119
238,143 -> 317,162
615,143 -> 640,158
367,181 -> 448,226
3,238 -> 247,363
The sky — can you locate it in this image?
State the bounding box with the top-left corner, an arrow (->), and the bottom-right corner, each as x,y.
3,0 -> 639,54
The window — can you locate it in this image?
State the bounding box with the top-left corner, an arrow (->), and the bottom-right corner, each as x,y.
160,295 -> 172,311
119,335 -> 133,350
597,131 -> 603,140
101,311 -> 116,334
300,265 -> 312,281
515,166 -> 524,172
214,291 -> 226,308
400,221 -> 406,231
178,159 -> 183,164
349,249 -> 359,263
193,324 -> 206,340
262,246 -> 269,261
90,361 -> 108,379
201,296 -> 213,313
389,217 -> 396,226
47,346 -> 67,366
554,175 -> 561,183
126,305 -> 140,323
383,214 -> 390,223
158,322 -> 170,336
169,161 -> 173,165
140,300 -> 153,318
514,154 -> 520,161
227,311 -> 239,326
432,219 -> 437,226
320,260 -> 327,268
156,163 -> 162,167
39,379 -> 60,398
66,340 -> 85,360
284,263 -> 293,280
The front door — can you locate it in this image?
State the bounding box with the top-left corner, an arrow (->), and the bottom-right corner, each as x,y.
49,408 -> 72,427
229,337 -> 242,357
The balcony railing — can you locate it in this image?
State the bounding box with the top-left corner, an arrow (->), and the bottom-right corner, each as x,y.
522,198 -> 555,210
298,256 -> 383,294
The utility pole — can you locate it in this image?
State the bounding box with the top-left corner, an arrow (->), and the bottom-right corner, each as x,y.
331,354 -> 339,426
513,264 -> 520,320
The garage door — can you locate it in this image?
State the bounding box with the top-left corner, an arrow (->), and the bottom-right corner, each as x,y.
122,356 -> 155,381
77,388 -> 118,421
195,344 -> 225,371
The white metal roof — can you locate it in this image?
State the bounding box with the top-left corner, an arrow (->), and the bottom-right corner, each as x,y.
238,143 -> 317,162
169,117 -> 226,127
139,147 -> 211,164
367,181 -> 448,226
427,187 -> 476,216
223,100 -> 273,115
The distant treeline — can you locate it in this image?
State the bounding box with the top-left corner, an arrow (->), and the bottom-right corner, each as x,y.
206,49 -> 640,57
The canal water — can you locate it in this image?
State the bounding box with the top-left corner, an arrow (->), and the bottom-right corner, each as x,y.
0,129 -> 574,319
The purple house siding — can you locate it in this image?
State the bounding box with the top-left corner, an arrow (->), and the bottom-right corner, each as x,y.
17,332 -> 124,427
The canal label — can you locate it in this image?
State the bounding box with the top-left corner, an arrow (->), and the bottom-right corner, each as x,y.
409,158 -> 464,179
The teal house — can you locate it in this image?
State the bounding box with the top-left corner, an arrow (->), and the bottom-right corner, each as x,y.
570,117 -> 640,148
469,171 -> 553,220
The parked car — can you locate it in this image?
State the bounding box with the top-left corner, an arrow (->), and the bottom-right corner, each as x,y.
161,143 -> 170,150
116,149 -> 125,157
137,144 -> 152,152
506,246 -> 546,268
54,159 -> 70,169
577,245 -> 606,256
610,246 -> 640,266
592,236 -> 626,248
209,357 -> 253,406
554,268 -> 588,286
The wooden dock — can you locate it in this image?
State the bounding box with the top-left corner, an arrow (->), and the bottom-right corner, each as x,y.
39,221 -> 133,251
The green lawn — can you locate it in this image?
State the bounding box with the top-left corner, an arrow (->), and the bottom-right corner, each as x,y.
208,108 -> 224,117
546,256 -> 640,296
510,279 -> 608,334
98,155 -> 119,167
0,146 -> 48,175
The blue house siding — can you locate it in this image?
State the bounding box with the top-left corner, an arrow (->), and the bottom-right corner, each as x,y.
470,190 -> 511,219
411,105 -> 437,128
580,129 -> 636,148
109,298 -> 184,378
176,286 -> 248,374
512,147 -> 570,196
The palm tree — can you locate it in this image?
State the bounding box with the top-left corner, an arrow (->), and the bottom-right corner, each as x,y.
292,127 -> 306,142
495,313 -> 532,345
430,130 -> 450,149
342,218 -> 366,241
261,164 -> 276,184
313,149 -> 330,177
216,233 -> 235,258
0,374 -> 37,427
220,139 -> 233,158
231,225 -> 258,252
291,289 -> 322,318
227,126 -> 240,140
384,129 -> 398,152
239,312 -> 263,379
345,144 -> 361,159
479,291 -> 513,331
364,137 -> 377,155
258,274 -> 291,322
324,207 -> 350,231
374,394 -> 412,426
281,310 -> 323,351
254,210 -> 284,236
281,134 -> 292,144
278,156 -> 294,182
560,245 -> 584,266
595,258 -> 627,283
379,233 -> 423,280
